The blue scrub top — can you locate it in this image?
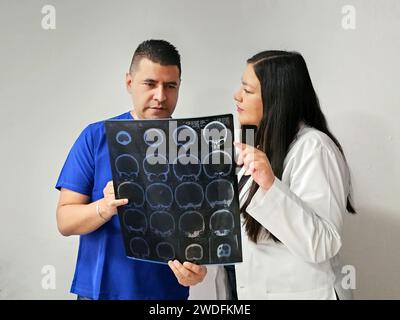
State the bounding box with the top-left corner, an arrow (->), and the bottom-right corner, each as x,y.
56,111 -> 189,300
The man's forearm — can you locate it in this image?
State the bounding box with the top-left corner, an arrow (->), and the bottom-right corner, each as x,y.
57,200 -> 108,236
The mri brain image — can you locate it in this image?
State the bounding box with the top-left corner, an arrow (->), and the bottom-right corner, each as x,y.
130,237 -> 150,259
150,211 -> 175,237
202,150 -> 232,179
205,179 -> 234,208
143,128 -> 165,147
146,183 -> 173,210
156,242 -> 175,260
185,244 -> 203,261
216,243 -> 231,259
115,154 -> 139,179
143,154 -> 170,182
123,208 -> 147,234
116,131 -> 132,146
209,209 -> 234,236
117,181 -> 145,207
175,182 -> 204,209
173,125 -> 197,150
203,121 -> 228,150
179,211 -> 205,238
173,154 -> 201,181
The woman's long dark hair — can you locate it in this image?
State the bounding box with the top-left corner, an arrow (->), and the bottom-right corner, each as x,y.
241,50 -> 355,243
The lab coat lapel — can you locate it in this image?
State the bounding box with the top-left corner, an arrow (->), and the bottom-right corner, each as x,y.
237,166 -> 253,206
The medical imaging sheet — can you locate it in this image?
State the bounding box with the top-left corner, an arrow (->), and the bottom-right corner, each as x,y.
105,114 -> 242,265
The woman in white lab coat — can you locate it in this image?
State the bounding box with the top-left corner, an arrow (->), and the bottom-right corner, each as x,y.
228,50 -> 356,300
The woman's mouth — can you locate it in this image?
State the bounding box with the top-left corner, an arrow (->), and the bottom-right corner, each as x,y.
236,105 -> 244,113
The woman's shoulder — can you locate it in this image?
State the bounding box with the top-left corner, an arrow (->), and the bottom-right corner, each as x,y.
289,126 -> 342,158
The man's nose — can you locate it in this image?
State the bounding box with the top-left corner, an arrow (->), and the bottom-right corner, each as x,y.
153,85 -> 166,102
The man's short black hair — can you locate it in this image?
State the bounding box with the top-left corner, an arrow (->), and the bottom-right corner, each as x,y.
129,39 -> 181,76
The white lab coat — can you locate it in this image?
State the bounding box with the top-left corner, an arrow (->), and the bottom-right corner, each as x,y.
215,126 -> 354,300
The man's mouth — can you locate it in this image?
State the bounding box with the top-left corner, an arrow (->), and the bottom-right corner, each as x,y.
148,105 -> 165,110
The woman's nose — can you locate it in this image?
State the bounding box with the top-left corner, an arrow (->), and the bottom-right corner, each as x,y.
233,89 -> 241,102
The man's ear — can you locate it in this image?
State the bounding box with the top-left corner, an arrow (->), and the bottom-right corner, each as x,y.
126,72 -> 133,92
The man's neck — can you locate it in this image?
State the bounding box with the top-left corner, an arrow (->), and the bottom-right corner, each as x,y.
130,110 -> 140,120
130,110 -> 173,120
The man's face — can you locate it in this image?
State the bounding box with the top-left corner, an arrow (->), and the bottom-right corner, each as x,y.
126,58 -> 181,119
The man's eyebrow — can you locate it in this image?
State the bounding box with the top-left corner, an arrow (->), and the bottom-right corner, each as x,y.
142,79 -> 178,85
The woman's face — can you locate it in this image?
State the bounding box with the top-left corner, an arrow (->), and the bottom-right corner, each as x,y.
234,63 -> 264,127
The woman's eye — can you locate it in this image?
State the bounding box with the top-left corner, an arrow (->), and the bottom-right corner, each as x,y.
244,88 -> 251,94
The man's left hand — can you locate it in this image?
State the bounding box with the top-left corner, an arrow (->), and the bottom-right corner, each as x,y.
168,260 -> 207,287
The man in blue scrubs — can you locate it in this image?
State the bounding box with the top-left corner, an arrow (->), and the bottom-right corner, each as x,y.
55,39 -> 207,300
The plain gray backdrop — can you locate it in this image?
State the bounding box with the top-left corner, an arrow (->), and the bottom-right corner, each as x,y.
0,0 -> 399,299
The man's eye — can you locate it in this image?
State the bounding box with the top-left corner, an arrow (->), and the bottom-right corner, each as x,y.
167,84 -> 177,89
144,82 -> 155,87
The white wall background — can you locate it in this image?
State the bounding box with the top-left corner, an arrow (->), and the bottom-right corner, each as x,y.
0,0 -> 399,299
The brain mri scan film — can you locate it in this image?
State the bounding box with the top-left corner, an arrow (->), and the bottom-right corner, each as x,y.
106,114 -> 242,265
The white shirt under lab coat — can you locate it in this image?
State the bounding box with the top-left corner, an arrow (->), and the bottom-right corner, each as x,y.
212,125 -> 354,300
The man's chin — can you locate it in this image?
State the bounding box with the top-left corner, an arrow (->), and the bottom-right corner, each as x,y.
145,109 -> 172,119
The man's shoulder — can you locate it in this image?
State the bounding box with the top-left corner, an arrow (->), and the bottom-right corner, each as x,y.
84,111 -> 131,136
